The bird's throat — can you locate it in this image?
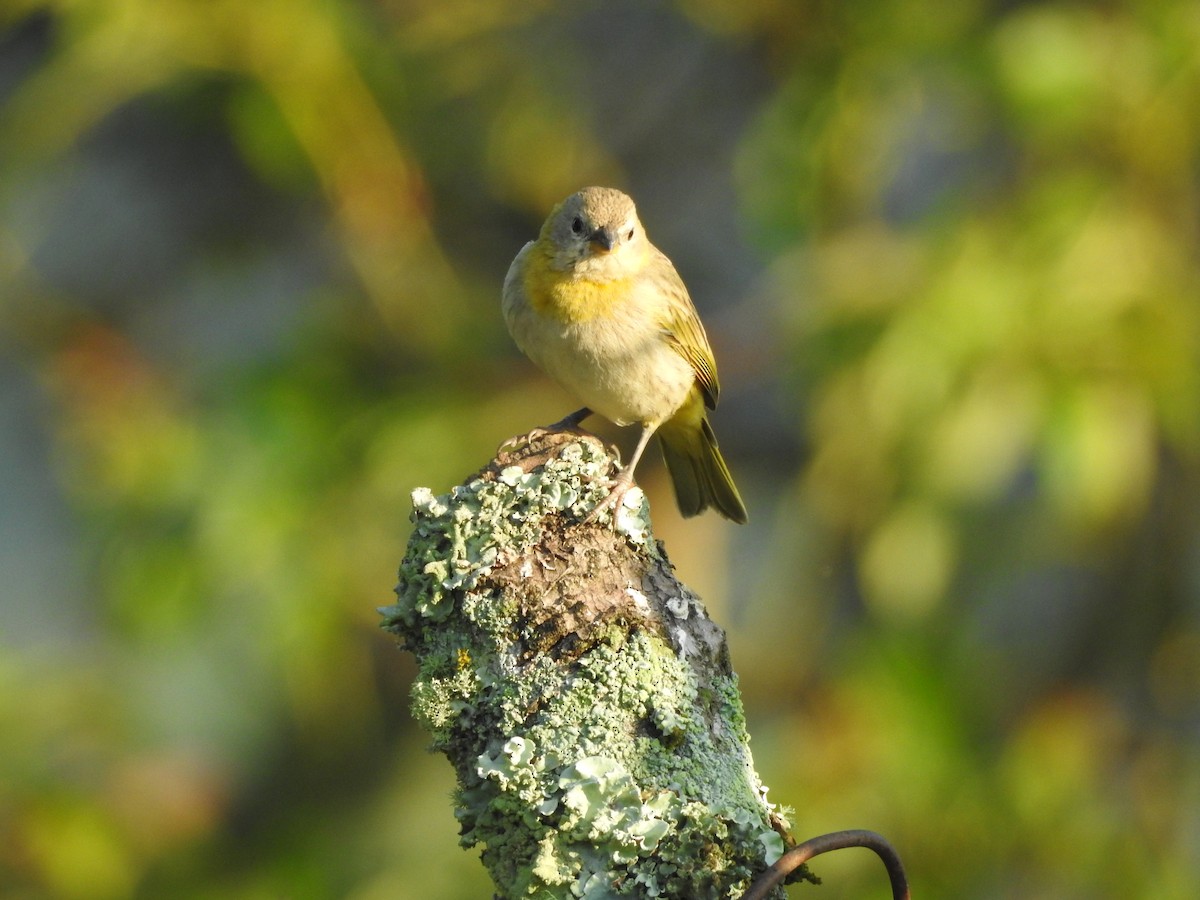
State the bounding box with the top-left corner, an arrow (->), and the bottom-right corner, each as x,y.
523,249 -> 634,324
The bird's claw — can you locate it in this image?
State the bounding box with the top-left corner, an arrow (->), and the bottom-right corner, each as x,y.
496,427 -> 548,454
497,408 -> 593,455
583,478 -> 636,525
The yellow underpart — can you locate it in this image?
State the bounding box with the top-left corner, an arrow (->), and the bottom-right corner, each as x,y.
522,243 -> 635,323
663,385 -> 706,432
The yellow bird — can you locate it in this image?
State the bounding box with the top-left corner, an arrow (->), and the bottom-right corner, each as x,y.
502,186 -> 747,523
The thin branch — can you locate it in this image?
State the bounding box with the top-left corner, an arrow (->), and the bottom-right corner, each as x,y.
738,829 -> 910,900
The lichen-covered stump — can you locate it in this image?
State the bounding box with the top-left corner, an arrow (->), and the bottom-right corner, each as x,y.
381,432 -> 792,899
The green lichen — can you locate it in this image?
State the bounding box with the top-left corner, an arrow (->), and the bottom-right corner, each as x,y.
459,630 -> 785,897
385,437 -> 790,899
381,439 -> 651,638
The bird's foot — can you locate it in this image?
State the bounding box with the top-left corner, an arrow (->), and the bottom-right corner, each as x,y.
497,408 -> 593,454
583,472 -> 637,525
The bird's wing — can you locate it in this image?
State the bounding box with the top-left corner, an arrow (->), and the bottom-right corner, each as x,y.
649,247 -> 720,409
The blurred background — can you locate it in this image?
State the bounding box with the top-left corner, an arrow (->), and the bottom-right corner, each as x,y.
2,1 -> 1199,897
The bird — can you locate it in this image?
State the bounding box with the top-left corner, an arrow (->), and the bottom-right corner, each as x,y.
501,186 -> 747,524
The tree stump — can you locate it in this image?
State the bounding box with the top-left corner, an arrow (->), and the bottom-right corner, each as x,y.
382,431 -> 792,899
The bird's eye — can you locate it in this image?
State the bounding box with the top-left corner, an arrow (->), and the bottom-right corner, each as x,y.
625,227 -> 635,241
570,217 -> 584,235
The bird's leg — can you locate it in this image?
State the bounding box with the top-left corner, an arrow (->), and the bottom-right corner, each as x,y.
584,423 -> 656,523
545,407 -> 593,432
499,408 -> 593,453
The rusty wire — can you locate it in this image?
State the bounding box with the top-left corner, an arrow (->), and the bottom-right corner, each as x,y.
738,828 -> 910,900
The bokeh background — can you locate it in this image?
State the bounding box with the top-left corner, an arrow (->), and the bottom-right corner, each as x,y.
2,1 -> 1199,897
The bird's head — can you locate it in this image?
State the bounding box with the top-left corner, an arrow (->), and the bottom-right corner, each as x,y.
540,186 -> 648,276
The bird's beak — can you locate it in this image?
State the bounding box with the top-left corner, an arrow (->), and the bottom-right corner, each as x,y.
589,227 -> 615,253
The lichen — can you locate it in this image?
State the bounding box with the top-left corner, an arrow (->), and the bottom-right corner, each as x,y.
381,439 -> 651,638
384,436 -> 790,899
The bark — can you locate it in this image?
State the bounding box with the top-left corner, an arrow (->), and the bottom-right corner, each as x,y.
382,431 -> 791,899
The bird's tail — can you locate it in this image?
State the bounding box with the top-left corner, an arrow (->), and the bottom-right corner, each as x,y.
657,402 -> 748,524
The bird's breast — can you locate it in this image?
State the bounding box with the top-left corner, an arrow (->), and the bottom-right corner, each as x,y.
505,243 -> 693,426
523,262 -> 634,325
